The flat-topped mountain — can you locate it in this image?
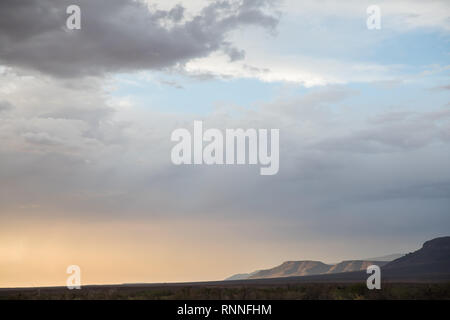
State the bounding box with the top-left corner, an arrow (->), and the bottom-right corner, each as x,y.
363,253 -> 404,261
327,260 -> 387,274
225,236 -> 450,282
248,261 -> 331,279
227,259 -> 388,280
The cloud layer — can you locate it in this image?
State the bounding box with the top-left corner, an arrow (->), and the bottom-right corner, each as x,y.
0,0 -> 279,77
0,0 -> 449,286
1,68 -> 449,239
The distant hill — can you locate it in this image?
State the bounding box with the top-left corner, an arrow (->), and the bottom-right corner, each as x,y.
327,260 -> 387,274
225,271 -> 259,281
225,236 -> 450,282
226,260 -> 388,280
249,261 -> 331,279
382,236 -> 450,278
363,253 -> 404,261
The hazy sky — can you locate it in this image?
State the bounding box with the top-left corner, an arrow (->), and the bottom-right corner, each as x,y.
0,0 -> 449,287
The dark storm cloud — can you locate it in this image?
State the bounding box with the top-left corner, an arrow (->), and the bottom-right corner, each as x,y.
0,0 -> 279,77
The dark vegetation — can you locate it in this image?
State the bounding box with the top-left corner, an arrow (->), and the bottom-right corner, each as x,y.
1,282 -> 449,300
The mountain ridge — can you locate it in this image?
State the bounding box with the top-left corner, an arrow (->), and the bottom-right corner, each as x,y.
226,259 -> 389,280
226,236 -> 449,281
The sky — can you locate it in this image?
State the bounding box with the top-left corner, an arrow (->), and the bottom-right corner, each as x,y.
0,0 -> 449,287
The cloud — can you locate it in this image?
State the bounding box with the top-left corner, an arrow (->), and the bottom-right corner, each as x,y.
0,69 -> 121,156
0,101 -> 13,113
313,110 -> 450,153
182,42 -> 402,86
0,1 -> 449,276
1,70 -> 449,234
0,0 -> 279,77
177,0 -> 450,86
283,0 -> 450,31
430,85 -> 450,91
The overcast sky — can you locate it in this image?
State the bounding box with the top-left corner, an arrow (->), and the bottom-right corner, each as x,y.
0,0 -> 449,287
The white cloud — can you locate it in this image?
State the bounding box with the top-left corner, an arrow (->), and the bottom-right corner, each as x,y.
184,51 -> 396,86
283,0 -> 450,31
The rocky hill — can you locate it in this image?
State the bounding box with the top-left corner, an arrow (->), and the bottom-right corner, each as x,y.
227,259 -> 388,280
225,236 -> 450,282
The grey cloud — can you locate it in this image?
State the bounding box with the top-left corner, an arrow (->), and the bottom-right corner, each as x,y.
159,79 -> 184,89
0,101 -> 13,113
243,64 -> 270,74
358,181 -> 450,202
368,111 -> 414,124
22,131 -> 63,146
0,71 -> 125,157
313,109 -> 450,153
40,105 -> 113,127
429,84 -> 450,91
0,0 -> 279,77
152,4 -> 185,23
222,42 -> 246,62
0,75 -> 449,243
